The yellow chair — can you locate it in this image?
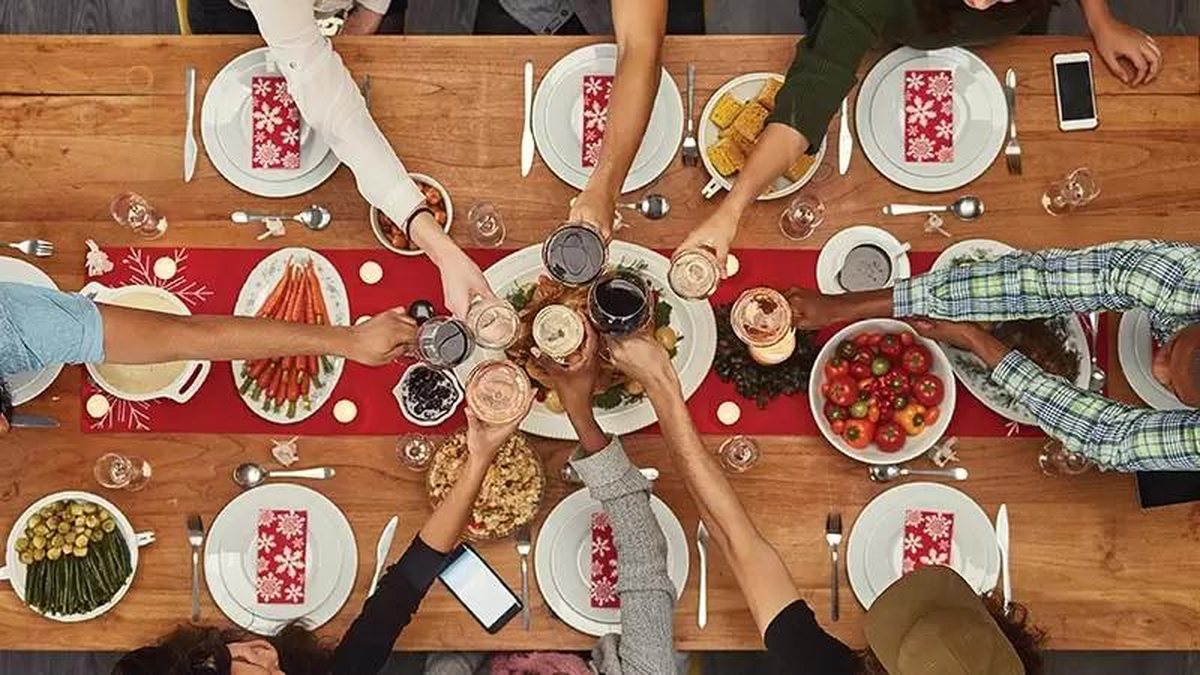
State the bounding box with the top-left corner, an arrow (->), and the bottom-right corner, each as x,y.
176,0 -> 192,35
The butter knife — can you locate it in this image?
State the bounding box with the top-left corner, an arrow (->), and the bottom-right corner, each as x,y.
521,60 -> 535,177
10,414 -> 60,429
837,96 -> 851,176
368,516 -> 398,597
184,66 -> 197,183
996,504 -> 1011,615
696,520 -> 709,629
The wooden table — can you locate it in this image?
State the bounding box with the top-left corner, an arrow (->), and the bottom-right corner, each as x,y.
0,35 -> 1198,653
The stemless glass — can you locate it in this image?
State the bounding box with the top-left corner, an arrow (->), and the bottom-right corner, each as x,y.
717,436 -> 760,473
93,452 -> 152,491
416,316 -> 475,369
465,360 -> 533,425
778,193 -> 826,241
110,192 -> 168,240
532,304 -> 586,364
467,202 -> 506,248
542,221 -> 608,286
668,245 -> 721,300
1041,167 -> 1100,216
465,295 -> 520,350
588,270 -> 651,337
396,433 -> 436,472
1037,439 -> 1094,476
730,287 -> 796,365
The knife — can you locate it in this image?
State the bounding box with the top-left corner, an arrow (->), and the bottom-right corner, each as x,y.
184,66 -> 198,183
520,60 -> 535,177
10,414 -> 60,429
368,516 -> 399,597
696,520 -> 709,629
837,96 -> 851,176
996,504 -> 1011,615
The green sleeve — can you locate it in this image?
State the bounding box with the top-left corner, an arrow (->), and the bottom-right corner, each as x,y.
767,0 -> 897,150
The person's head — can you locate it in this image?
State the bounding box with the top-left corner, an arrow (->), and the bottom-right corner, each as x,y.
961,0 -> 1019,9
857,566 -> 1045,675
0,377 -> 12,435
914,0 -> 1053,32
112,623 -> 331,675
1151,324 -> 1200,407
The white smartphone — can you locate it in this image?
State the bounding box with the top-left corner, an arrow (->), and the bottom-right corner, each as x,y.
1052,51 -> 1099,131
438,543 -> 522,634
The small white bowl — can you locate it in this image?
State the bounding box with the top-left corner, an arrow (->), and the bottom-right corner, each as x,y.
370,172 -> 454,258
807,318 -> 957,465
393,362 -> 464,427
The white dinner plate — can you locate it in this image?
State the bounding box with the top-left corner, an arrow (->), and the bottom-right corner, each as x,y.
201,47 -> 341,198
856,47 -> 1006,193
815,225 -> 912,295
460,241 -> 717,440
534,488 -> 688,636
532,44 -> 683,193
930,239 -> 1092,425
231,248 -> 350,424
204,484 -> 357,634
0,257 -> 63,405
847,482 -> 998,609
1118,309 -> 1188,410
697,72 -> 826,201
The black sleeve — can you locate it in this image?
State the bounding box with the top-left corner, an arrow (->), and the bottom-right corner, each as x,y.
330,536 -> 448,675
764,599 -> 858,674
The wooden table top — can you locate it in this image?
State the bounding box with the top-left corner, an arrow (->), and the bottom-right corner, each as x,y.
0,34 -> 1198,653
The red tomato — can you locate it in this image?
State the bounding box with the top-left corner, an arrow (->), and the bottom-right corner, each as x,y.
823,401 -> 849,422
874,421 -> 906,452
849,360 -> 873,380
853,333 -> 872,347
852,346 -> 876,364
842,419 -> 875,449
831,419 -> 846,434
879,334 -> 903,357
924,406 -> 941,426
900,331 -> 915,346
826,376 -> 859,407
824,357 -> 850,380
867,403 -> 881,423
882,370 -> 910,395
867,333 -> 883,346
901,344 -> 933,374
912,374 -> 945,406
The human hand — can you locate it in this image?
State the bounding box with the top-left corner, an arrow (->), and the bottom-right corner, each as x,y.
341,6 -> 384,34
534,316 -> 601,411
569,188 -> 617,242
906,318 -> 990,353
607,328 -> 676,391
465,400 -> 530,464
673,205 -> 738,276
1091,15 -> 1161,86
439,252 -> 495,320
784,287 -> 839,330
344,307 -> 417,365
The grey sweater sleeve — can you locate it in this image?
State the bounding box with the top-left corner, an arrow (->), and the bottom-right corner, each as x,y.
569,437 -> 676,675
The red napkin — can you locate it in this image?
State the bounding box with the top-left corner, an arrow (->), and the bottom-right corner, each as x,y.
904,69 -> 954,163
255,508 -> 308,605
251,75 -> 301,170
589,511 -> 619,609
581,75 -> 613,168
902,508 -> 955,575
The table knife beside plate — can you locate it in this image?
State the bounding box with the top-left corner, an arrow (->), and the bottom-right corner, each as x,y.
368,516 -> 399,597
837,96 -> 852,175
520,60 -> 535,177
996,504 -> 1011,615
184,66 -> 198,183
9,414 -> 59,429
696,521 -> 709,629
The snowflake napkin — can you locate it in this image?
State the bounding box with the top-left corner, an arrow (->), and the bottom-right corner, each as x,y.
251,75 -> 302,170
256,508 -> 308,605
903,69 -> 954,163
589,511 -> 619,609
581,75 -> 613,169
902,508 -> 955,575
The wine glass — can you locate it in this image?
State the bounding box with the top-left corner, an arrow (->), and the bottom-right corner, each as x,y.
717,436 -> 760,473
1037,440 -> 1093,476
779,193 -> 826,241
467,202 -> 506,248
1041,167 -> 1100,216
110,192 -> 167,240
396,434 -> 435,472
93,452 -> 152,491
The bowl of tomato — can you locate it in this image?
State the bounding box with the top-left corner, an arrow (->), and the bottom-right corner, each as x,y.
808,318 -> 956,465
369,173 -> 453,257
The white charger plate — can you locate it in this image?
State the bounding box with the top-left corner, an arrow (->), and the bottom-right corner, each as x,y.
0,257 -> 63,405
231,247 -> 350,425
815,225 -> 912,295
1118,309 -> 1189,410
201,47 -> 340,198
847,482 -> 999,609
930,239 -> 1092,426
856,47 -> 1006,193
535,488 -> 688,636
204,483 -> 357,634
459,241 -> 716,440
532,44 -> 683,193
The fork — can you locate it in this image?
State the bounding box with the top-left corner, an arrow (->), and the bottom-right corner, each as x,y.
515,524 -> 532,630
186,514 -> 205,622
680,64 -> 699,167
1004,68 -> 1021,175
7,240 -> 53,258
825,512 -> 842,622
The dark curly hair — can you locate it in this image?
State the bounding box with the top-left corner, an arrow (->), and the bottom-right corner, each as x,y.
915,0 -> 1056,33
112,622 -> 332,675
857,593 -> 1046,674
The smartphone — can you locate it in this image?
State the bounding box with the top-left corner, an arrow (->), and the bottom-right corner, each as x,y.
1052,51 -> 1099,131
438,543 -> 522,633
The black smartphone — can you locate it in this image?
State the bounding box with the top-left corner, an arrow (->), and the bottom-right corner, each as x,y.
438,543 -> 522,633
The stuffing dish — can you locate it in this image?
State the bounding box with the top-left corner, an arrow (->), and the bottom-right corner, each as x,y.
426,431 -> 545,540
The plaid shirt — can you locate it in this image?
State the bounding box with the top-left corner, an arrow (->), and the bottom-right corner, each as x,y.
893,241 -> 1200,471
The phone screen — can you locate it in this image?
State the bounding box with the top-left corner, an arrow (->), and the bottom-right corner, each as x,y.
1056,60 -> 1096,121
438,545 -> 521,632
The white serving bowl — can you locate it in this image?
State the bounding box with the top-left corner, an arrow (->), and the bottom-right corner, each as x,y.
393,362 -> 464,427
369,173 -> 454,257
808,318 -> 957,465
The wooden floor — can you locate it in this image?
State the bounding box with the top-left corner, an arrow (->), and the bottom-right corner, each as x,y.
0,1 -> 1198,674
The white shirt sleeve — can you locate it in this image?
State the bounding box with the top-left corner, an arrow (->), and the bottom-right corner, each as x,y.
354,0 -> 392,16
245,0 -> 424,228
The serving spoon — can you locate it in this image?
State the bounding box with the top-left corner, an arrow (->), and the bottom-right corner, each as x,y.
868,464 -> 968,482
881,196 -> 984,221
233,463 -> 336,489
231,205 -> 332,231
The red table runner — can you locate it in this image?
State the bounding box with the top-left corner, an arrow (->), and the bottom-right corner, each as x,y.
80,246 -> 1109,438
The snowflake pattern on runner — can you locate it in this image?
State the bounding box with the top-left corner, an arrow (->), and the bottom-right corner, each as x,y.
256,508 -> 308,605
904,69 -> 954,163
581,74 -> 613,169
589,510 -> 620,609
902,508 -> 955,576
251,75 -> 302,169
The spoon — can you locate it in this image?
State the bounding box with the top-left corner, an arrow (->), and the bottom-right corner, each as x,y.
1085,311 -> 1107,393
618,193 -> 670,220
868,464 -> 968,482
233,463 -> 336,489
881,196 -> 984,221
231,205 -> 333,231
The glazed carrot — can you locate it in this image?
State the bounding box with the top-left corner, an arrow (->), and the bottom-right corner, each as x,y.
305,262 -> 331,326
299,370 -> 311,398
256,267 -> 291,318
267,361 -> 286,404
285,366 -> 300,403
257,359 -> 278,390
248,358 -> 272,380
308,354 -> 318,376
289,269 -> 308,324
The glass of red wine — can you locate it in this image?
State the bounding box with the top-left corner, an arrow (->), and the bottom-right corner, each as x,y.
542,221 -> 608,287
588,270 -> 652,337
